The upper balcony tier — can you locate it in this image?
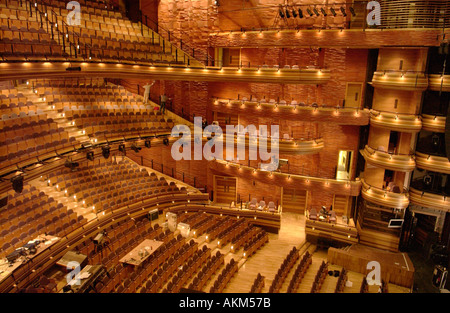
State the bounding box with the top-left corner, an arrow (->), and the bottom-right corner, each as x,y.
428,75 -> 450,92
361,145 -> 416,172
0,62 -> 331,85
409,187 -> 449,212
209,134 -> 324,155
371,71 -> 428,91
421,114 -> 446,133
369,110 -> 422,133
360,179 -> 410,210
209,159 -> 361,197
212,98 -> 369,125
415,152 -> 450,175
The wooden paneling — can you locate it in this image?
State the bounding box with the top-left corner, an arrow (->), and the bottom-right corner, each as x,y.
0,62 -> 331,85
282,188 -> 307,213
333,194 -> 349,216
327,244 -> 414,288
214,175 -> 237,205
344,83 -> 363,108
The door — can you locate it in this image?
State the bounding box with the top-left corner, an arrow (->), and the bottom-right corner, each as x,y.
344,83 -> 363,108
282,188 -> 308,213
213,175 -> 237,205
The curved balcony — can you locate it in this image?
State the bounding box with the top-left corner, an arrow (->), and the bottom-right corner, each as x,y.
0,61 -> 331,85
409,187 -> 450,211
371,71 -> 428,91
428,74 -> 450,92
421,114 -> 446,133
212,98 -> 370,126
215,134 -> 324,155
361,145 -> 416,172
415,152 -> 450,174
369,110 -> 422,132
209,159 -> 361,197
361,179 -> 410,210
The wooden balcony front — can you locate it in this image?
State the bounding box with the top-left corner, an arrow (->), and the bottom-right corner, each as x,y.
369,110 -> 422,133
360,179 -> 410,210
212,98 -> 370,125
409,187 -> 450,212
371,71 -> 428,91
421,114 -> 446,133
415,152 -> 450,174
428,74 -> 450,92
361,145 -> 416,172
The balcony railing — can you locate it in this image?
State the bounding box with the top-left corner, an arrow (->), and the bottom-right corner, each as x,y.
360,178 -> 409,209
428,74 -> 450,92
421,114 -> 446,133
361,145 -> 416,172
415,152 -> 450,174
371,71 -> 428,91
210,159 -> 361,197
212,98 -> 369,125
369,110 -> 422,132
409,187 -> 449,211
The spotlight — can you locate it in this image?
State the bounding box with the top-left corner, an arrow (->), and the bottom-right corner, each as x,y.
313,8 -> 320,16
307,8 -> 314,16
11,176 -> 24,193
349,6 -> 356,17
298,8 -> 303,18
340,7 -> 347,17
102,146 -> 110,159
320,8 -> 327,16
118,144 -> 126,154
64,160 -> 79,171
163,138 -> 169,146
86,151 -> 94,161
330,7 -> 337,17
145,139 -> 151,148
131,143 -> 141,153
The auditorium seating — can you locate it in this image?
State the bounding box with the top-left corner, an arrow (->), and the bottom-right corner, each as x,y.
286,251 -> 313,293
0,183 -> 85,258
188,250 -> 225,292
46,158 -> 186,214
243,228 -> 269,257
0,0 -> 191,65
209,258 -> 238,293
268,246 -> 299,293
334,268 -> 348,293
249,273 -> 265,293
310,260 -> 329,293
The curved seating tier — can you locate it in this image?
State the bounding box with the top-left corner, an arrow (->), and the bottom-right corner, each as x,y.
0,183 -> 86,258
46,158 -> 188,214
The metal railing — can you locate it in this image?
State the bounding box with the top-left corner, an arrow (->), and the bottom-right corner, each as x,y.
138,10 -> 214,67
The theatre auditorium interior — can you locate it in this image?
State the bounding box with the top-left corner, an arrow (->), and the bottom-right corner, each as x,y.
0,0 -> 449,295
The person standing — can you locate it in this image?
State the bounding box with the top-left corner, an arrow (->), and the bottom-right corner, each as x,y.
160,93 -> 167,114
143,81 -> 154,104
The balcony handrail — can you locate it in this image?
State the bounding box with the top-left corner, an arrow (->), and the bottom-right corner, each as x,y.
213,96 -> 353,110
370,109 -> 421,117
219,159 -> 352,182
138,11 -> 214,67
365,145 -> 415,157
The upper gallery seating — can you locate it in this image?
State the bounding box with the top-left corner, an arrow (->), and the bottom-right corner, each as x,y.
0,84 -> 77,170
0,5 -> 64,60
0,183 -> 86,258
0,0 -> 192,65
31,78 -> 176,140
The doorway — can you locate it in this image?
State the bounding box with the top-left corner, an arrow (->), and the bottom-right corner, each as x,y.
336,150 -> 353,180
